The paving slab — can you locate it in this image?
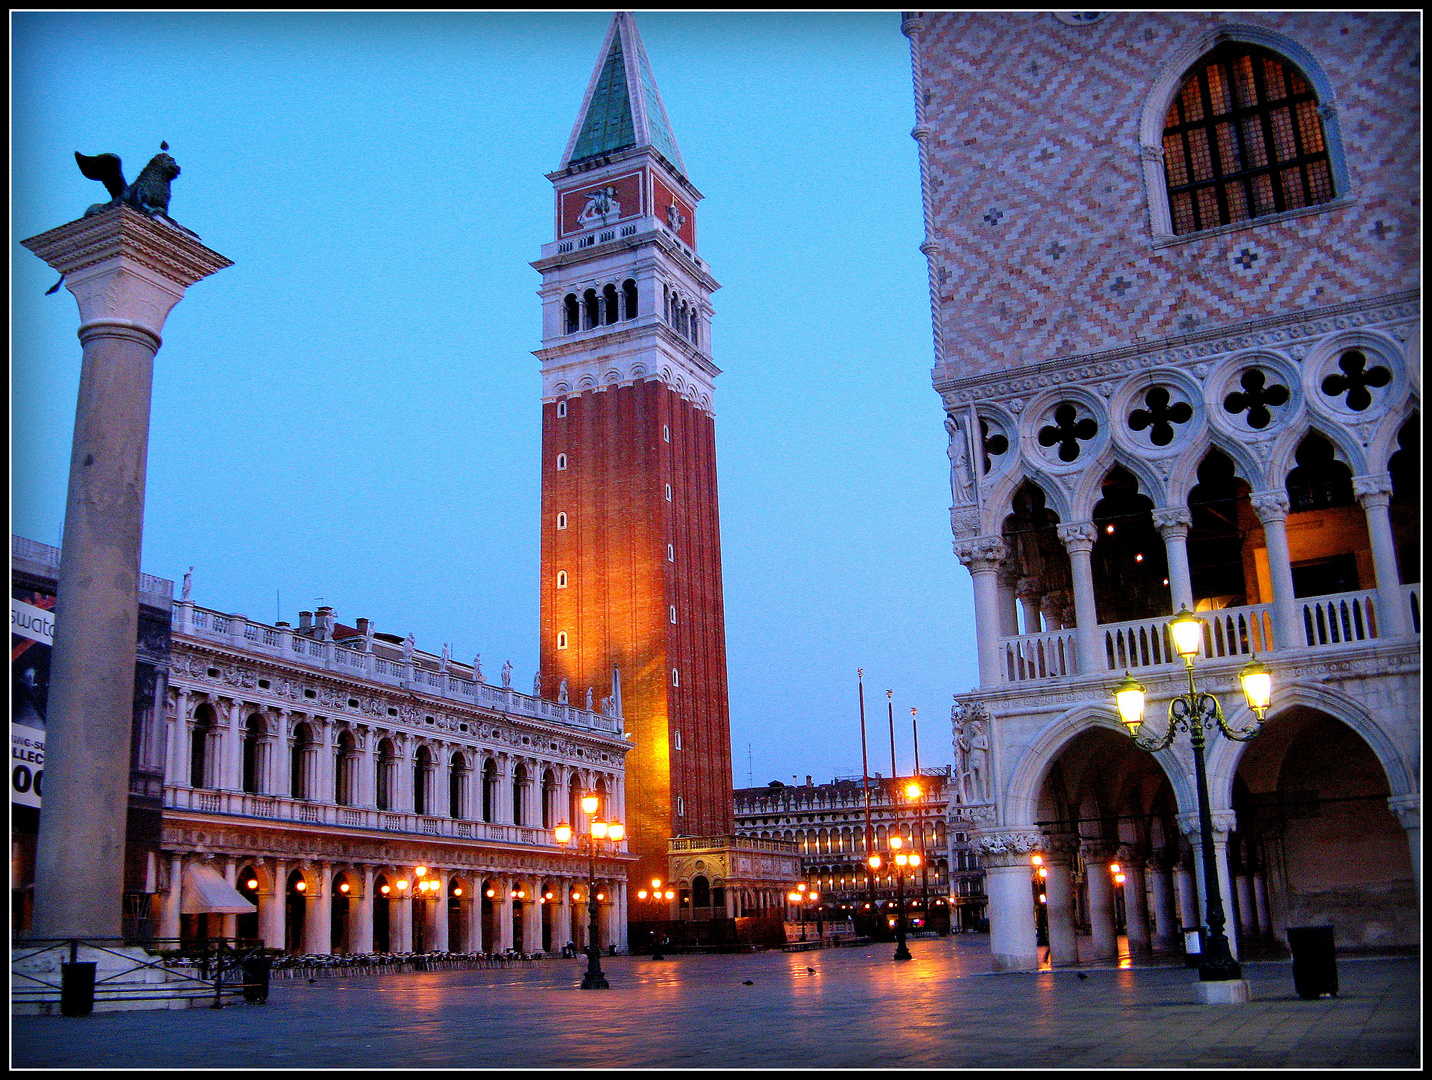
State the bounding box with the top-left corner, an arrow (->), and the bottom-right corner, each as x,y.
10,936 -> 1421,1069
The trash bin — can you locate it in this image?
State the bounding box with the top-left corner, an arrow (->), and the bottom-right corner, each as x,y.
1182,926 -> 1204,968
241,954 -> 273,1003
1287,925 -> 1338,999
60,961 -> 97,1016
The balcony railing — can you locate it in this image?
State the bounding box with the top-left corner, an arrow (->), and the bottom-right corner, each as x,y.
164,785 -> 565,848
997,585 -> 1418,686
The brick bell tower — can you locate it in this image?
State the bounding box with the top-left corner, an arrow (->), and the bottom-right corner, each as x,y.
534,12 -> 734,898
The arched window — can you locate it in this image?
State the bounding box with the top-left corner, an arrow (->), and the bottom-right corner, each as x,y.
557,631 -> 569,650
583,289 -> 599,330
556,570 -> 568,589
482,759 -> 499,823
556,512 -> 567,530
556,399 -> 568,418
556,453 -> 568,471
290,722 -> 313,801
603,283 -> 620,326
667,543 -> 675,562
1162,43 -> 1334,235
375,738 -> 395,811
189,704 -> 215,789
450,753 -> 468,818
241,714 -> 263,794
512,763 -> 528,826
334,730 -> 356,806
413,744 -> 432,816
671,667 -> 679,687
541,769 -> 558,828
564,294 -> 580,334
622,279 -> 638,319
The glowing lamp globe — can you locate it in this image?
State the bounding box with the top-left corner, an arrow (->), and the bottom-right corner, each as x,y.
1239,656 -> 1273,719
580,793 -> 600,815
1169,606 -> 1204,659
554,822 -> 573,844
1113,672 -> 1147,732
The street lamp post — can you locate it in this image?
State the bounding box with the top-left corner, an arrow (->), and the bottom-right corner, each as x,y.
887,836 -> 920,961
555,793 -> 624,989
635,878 -> 675,958
1111,606 -> 1273,985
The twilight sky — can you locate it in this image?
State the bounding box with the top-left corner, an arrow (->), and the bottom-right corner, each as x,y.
11,11 -> 977,786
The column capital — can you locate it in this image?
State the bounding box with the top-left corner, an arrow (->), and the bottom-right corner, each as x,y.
1080,839 -> 1117,863
1151,507 -> 1193,537
1177,810 -> 1237,839
972,829 -> 1044,868
1353,472 -> 1394,503
1056,521 -> 1097,552
1038,831 -> 1082,862
1250,490 -> 1290,523
22,204 -> 231,341
1387,793 -> 1419,831
954,535 -> 1008,571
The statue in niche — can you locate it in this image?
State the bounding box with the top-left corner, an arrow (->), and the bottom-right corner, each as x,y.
181,566 -> 193,602
953,700 -> 992,805
945,415 -> 976,505
501,660 -> 513,688
473,655 -> 484,684
558,678 -> 569,705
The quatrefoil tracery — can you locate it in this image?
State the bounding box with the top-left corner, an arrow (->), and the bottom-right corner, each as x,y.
1128,386 -> 1193,446
1037,403 -> 1099,463
1320,350 -> 1391,412
1223,368 -> 1290,430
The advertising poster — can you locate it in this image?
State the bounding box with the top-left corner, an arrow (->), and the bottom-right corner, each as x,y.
12,592 -> 53,808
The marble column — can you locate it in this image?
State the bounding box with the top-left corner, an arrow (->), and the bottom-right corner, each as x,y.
1120,850 -> 1151,957
266,858 -> 289,951
997,567 -> 1021,637
955,536 -> 1010,685
358,729 -> 377,809
1016,577 -> 1043,636
1174,861 -> 1199,931
220,857 -> 239,939
391,890 -> 413,954
353,867 -> 375,954
432,881 -> 450,953
160,853 -> 183,940
304,865 -> 331,955
1180,811 -> 1240,960
1040,835 -> 1080,966
1355,475 -> 1411,636
23,206 -> 230,940
1148,856 -> 1180,952
1057,523 -> 1102,675
498,879 -> 515,951
1153,507 -> 1194,612
1082,843 -> 1118,962
1251,491 -> 1301,651
273,710 -> 293,800
975,830 -> 1042,972
167,690 -> 191,786
220,700 -> 245,792
1388,795 -> 1420,889
558,880 -> 574,954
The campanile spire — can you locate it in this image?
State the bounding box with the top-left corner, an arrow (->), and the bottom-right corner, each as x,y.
533,12 -> 733,901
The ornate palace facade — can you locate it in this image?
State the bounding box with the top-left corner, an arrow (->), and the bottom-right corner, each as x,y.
905,12 -> 1420,970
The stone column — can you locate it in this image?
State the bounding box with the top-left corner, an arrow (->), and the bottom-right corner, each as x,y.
352,867 -> 375,954
955,536 -> 1010,685
160,852 -> 183,940
167,690 -> 191,786
1119,849 -> 1151,957
391,888 -> 413,954
1082,842 -> 1118,962
1057,523 -> 1102,675
1354,475 -> 1411,636
558,879 -> 573,954
1251,492 -> 1300,651
1153,508 -> 1194,612
996,567 -> 1021,637
974,830 -> 1042,972
433,878 -> 450,953
1388,795 -> 1420,889
23,206 -> 231,939
616,880 -> 629,952
314,719 -> 335,806
265,858 -> 288,951
467,889 -> 484,955
1039,592 -> 1066,632
358,729 -> 377,809
1016,577 -> 1043,636
1174,860 -> 1199,931
1040,835 -> 1079,966
220,857 -> 239,939
1180,811 -> 1240,960
1148,856 -> 1180,952
273,710 -> 292,800
498,879 -> 516,951
496,757 -> 516,824
304,865 -> 332,955
217,700 -> 242,792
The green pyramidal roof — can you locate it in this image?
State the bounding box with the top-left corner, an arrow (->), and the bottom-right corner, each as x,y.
563,12 -> 686,174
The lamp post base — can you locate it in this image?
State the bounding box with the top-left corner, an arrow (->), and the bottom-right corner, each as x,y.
1193,978 -> 1250,1005
893,942 -> 912,961
580,970 -> 610,990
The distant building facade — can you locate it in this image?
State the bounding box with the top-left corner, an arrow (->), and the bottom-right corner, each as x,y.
734,770 -> 982,933
904,11 -> 1420,971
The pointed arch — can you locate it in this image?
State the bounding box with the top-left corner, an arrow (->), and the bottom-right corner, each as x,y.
1069,450 -> 1167,522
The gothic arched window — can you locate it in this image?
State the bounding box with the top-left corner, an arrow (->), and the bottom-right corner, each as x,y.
622,279 -> 639,320
1162,43 -> 1334,235
564,294 -> 580,334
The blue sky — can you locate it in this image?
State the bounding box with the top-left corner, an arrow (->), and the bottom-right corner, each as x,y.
11,11 -> 977,786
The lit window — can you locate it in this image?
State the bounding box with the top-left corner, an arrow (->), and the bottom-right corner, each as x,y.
557,632 -> 568,650
1162,43 -> 1335,236
556,400 -> 568,418
556,453 -> 568,471
556,513 -> 567,530
670,605 -> 677,624
667,543 -> 675,562
556,571 -> 567,589
665,483 -> 672,501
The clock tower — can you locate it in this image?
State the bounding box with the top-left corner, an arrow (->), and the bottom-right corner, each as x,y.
533,12 -> 734,898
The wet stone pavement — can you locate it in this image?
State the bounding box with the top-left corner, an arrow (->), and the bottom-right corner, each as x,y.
11,936 -> 1421,1069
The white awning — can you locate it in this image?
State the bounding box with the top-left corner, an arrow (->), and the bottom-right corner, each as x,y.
181,862 -> 257,915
